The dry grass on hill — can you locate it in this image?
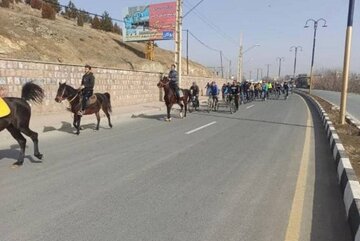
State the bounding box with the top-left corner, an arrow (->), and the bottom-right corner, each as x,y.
0,2 -> 214,76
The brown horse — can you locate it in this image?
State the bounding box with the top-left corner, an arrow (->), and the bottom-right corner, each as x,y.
0,82 -> 44,166
55,82 -> 112,135
157,76 -> 190,121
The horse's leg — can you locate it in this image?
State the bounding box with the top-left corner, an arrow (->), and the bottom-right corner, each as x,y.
19,127 -> 43,160
75,115 -> 81,135
179,102 -> 184,118
101,105 -> 112,128
95,112 -> 100,130
184,100 -> 188,117
166,104 -> 171,121
6,125 -> 26,166
73,114 -> 78,128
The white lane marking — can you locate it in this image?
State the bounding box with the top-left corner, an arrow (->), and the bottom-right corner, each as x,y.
185,121 -> 217,135
246,105 -> 255,109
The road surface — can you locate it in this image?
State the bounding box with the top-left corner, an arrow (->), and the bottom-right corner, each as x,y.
311,89 -> 360,121
0,94 -> 352,241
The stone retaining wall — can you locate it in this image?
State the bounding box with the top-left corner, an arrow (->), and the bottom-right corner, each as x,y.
0,58 -> 226,113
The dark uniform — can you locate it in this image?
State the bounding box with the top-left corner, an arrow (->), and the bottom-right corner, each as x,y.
190,84 -> 200,107
169,69 -> 180,101
230,83 -> 240,110
81,71 -> 95,112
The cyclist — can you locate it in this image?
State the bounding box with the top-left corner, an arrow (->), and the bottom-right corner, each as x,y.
230,80 -> 240,110
209,81 -> 219,108
283,81 -> 289,98
189,82 -> 200,107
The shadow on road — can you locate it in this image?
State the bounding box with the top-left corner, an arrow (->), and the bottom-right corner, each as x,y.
43,121 -> 99,134
303,96 -> 352,240
0,144 -> 42,164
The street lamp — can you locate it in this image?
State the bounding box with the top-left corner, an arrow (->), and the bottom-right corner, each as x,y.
276,57 -> 285,79
238,42 -> 260,82
304,18 -> 327,94
290,46 -> 302,79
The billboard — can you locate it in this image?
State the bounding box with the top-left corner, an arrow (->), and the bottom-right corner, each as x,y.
123,2 -> 176,42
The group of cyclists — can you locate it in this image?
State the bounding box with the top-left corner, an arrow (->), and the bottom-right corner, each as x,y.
188,78 -> 294,113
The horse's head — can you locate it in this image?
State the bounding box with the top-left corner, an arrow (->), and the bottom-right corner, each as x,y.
55,82 -> 69,103
157,76 -> 169,88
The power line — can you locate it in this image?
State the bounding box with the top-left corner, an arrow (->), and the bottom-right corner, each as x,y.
183,1 -> 238,46
183,0 -> 205,18
187,30 -> 220,52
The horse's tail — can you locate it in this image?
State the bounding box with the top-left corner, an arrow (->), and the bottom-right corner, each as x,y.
21,81 -> 44,104
104,92 -> 112,113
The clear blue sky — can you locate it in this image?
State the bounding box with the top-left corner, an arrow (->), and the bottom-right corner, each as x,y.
59,0 -> 359,78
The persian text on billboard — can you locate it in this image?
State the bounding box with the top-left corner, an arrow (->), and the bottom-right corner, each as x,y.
123,2 -> 176,42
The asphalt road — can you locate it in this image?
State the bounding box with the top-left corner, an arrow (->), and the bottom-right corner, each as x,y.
0,94 -> 352,241
311,89 -> 360,121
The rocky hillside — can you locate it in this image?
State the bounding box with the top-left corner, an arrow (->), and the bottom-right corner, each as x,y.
0,2 -> 214,76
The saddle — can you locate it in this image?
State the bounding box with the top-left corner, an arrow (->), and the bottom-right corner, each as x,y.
86,95 -> 97,106
0,97 -> 11,118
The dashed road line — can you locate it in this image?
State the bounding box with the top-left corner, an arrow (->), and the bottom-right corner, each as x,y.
185,121 -> 217,135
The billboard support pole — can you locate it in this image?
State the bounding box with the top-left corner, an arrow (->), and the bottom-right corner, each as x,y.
175,0 -> 183,86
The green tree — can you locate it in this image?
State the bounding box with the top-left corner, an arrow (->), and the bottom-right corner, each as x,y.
64,0 -> 77,19
100,11 -> 113,32
91,16 -> 101,29
77,12 -> 84,26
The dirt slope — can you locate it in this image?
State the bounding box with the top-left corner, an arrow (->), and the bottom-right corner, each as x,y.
0,2 -> 213,76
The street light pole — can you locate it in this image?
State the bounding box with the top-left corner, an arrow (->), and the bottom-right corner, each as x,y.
290,46 -> 302,79
276,57 -> 285,79
304,18 -> 327,94
340,0 -> 355,124
266,64 -> 270,80
237,34 -> 259,82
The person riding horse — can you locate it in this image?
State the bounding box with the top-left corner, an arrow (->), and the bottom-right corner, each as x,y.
78,64 -> 95,116
168,64 -> 180,102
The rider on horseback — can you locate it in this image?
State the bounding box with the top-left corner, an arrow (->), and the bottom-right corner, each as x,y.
168,64 -> 180,102
78,64 -> 95,116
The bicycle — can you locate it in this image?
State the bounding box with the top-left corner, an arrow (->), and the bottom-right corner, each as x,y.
188,95 -> 199,112
225,94 -> 237,114
207,95 -> 219,112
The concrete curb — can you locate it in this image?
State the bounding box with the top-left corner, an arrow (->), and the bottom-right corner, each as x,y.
296,90 -> 360,241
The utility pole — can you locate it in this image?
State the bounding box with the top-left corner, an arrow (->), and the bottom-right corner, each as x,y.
220,50 -> 224,78
186,29 -> 189,75
228,60 -> 232,79
175,0 -> 183,86
276,57 -> 285,79
256,68 -> 259,81
249,70 -> 252,80
290,46 -> 302,79
340,0 -> 355,124
266,64 -> 270,80
238,33 -> 243,82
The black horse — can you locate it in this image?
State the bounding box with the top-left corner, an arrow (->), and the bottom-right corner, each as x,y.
55,82 -> 112,135
0,82 -> 44,166
157,76 -> 190,121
